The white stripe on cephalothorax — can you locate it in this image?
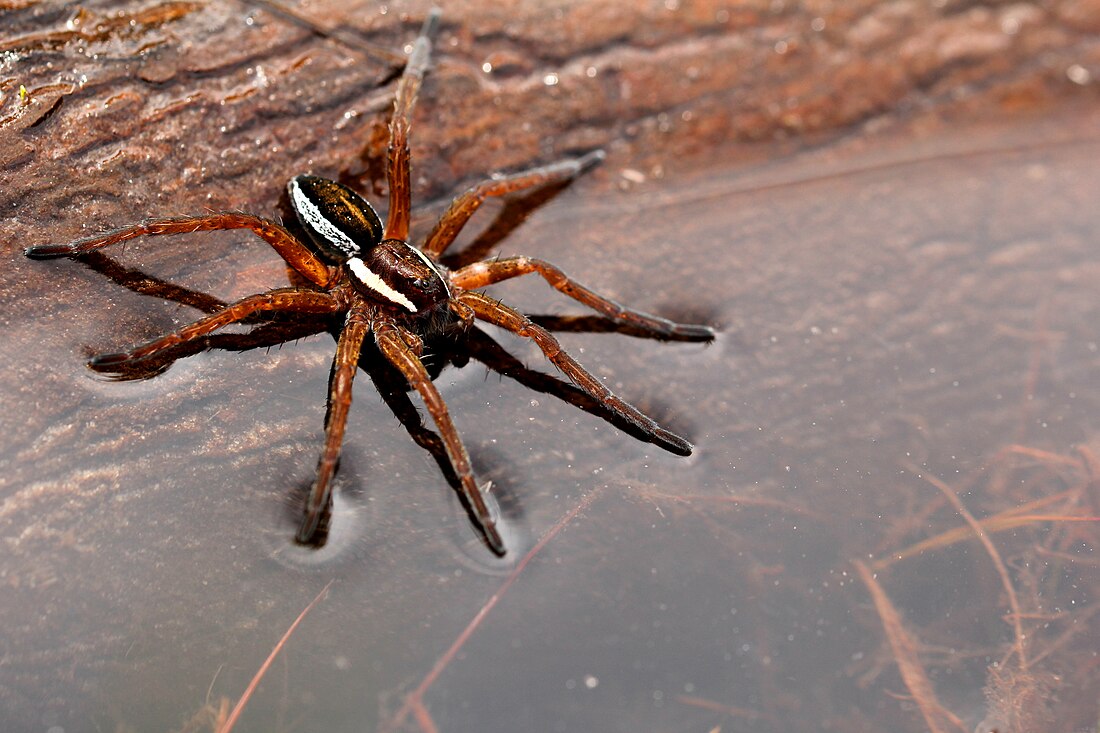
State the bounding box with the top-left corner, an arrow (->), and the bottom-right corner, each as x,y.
289,179 -> 360,256
408,245 -> 451,295
408,245 -> 443,277
347,257 -> 417,312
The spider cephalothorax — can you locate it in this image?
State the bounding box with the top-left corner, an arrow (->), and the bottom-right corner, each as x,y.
25,9 -> 713,556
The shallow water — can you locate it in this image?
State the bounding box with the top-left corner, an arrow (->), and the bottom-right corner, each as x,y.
3,102 -> 1100,732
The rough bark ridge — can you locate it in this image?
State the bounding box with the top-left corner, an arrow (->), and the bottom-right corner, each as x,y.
1,0 -> 1098,244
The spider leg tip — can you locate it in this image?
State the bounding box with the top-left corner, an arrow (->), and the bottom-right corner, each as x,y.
89,352 -> 130,368
578,149 -> 606,172
678,323 -> 717,341
483,525 -> 507,556
477,500 -> 508,556
295,511 -> 326,546
24,244 -> 66,259
422,6 -> 443,36
661,433 -> 694,456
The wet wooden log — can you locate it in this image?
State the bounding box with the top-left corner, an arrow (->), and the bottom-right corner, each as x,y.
2,0 -> 1098,240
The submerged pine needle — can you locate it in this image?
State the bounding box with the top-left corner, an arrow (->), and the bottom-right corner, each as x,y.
217,580 -> 334,733
910,467 -> 1028,671
854,560 -> 968,733
871,490 -> 1078,570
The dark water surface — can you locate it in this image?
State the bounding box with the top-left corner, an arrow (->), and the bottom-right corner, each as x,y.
3,103 -> 1099,732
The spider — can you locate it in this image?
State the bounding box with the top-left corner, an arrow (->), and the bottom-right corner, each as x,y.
24,9 -> 714,556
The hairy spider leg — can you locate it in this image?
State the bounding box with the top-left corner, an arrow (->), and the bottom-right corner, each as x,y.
420,150 -> 607,259
384,8 -> 442,242
90,289 -> 342,367
458,290 -> 694,456
298,313 -> 371,543
23,213 -> 336,288
374,319 -> 506,556
451,256 -> 715,341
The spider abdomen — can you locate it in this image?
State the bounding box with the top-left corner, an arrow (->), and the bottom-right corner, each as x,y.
288,175 -> 384,263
